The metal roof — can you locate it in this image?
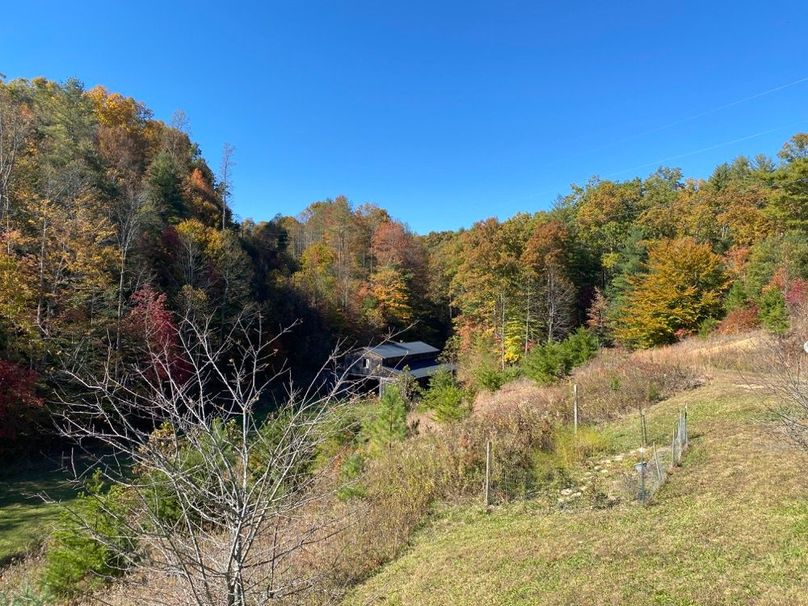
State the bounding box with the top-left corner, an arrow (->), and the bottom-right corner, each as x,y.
385,362 -> 456,380
365,341 -> 440,360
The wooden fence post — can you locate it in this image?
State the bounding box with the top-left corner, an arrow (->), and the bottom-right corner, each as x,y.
484,440 -> 492,508
672,425 -> 679,467
640,408 -> 648,447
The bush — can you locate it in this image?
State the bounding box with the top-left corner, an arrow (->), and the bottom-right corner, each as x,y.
41,473 -> 135,597
523,341 -> 568,383
336,451 -> 367,500
717,304 -> 760,334
0,586 -> 51,606
140,420 -> 243,528
365,384 -> 409,456
421,369 -> 470,422
759,288 -> 790,334
564,327 -> 600,366
314,403 -> 369,469
473,364 -> 521,392
522,328 -> 599,384
698,317 -> 720,338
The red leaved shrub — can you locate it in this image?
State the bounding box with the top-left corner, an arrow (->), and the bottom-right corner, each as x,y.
0,360 -> 42,442
125,285 -> 190,382
717,305 -> 760,334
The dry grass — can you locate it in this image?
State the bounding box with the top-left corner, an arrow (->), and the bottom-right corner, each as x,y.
636,330 -> 764,372
3,330 -> 795,605
343,376 -> 808,606
473,346 -> 703,423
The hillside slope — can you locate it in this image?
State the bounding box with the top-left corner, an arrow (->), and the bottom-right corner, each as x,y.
345,374 -> 808,606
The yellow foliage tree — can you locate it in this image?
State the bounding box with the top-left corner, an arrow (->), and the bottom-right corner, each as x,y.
613,237 -> 727,348
368,264 -> 412,329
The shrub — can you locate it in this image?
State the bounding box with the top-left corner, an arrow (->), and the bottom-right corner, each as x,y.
421,369 -> 470,422
523,341 -> 568,384
0,586 -> 51,606
365,384 -> 409,456
565,351 -> 700,420
717,304 -> 759,334
474,364 -> 520,392
140,420 -> 243,528
336,451 -> 367,500
41,473 -> 135,597
564,327 -> 600,366
785,277 -> 808,310
724,280 -> 748,311
314,403 -> 369,469
698,317 -> 720,338
522,328 -> 599,384
759,288 -> 790,334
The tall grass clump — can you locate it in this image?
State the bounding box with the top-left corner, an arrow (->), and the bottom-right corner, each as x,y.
332,400 -> 555,580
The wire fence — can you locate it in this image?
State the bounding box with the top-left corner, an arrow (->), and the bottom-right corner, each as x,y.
618,406 -> 689,505
480,403 -> 691,508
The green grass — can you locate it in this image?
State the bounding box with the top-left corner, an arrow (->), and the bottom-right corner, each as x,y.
344,375 -> 808,606
0,459 -> 78,565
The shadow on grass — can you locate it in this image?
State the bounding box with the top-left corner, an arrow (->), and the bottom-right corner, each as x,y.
0,456 -> 79,564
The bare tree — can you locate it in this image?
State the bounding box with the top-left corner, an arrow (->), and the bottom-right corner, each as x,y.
541,264 -> 575,343
111,187 -> 153,349
219,143 -> 235,232
0,86 -> 33,253
759,308 -> 808,451
57,313 -> 361,605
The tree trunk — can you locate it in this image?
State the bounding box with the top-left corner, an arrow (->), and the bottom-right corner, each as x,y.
116,248 -> 127,350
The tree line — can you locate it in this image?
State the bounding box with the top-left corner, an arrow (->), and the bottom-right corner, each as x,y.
1,76 -> 806,452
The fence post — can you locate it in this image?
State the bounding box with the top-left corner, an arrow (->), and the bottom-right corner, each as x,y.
675,415 -> 685,467
640,408 -> 648,447
573,383 -> 579,436
653,445 -> 662,482
484,440 -> 492,508
683,405 -> 689,449
635,461 -> 648,504
672,424 -> 679,467
677,410 -> 686,458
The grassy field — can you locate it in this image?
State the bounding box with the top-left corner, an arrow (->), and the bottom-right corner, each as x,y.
0,458 -> 78,566
344,375 -> 808,606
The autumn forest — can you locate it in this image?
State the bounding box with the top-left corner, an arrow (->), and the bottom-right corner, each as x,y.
1,76 -> 807,455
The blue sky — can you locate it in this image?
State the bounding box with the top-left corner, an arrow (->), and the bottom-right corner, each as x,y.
2,1 -> 807,233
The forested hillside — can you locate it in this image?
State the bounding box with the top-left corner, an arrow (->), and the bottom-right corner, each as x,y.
1,77 -> 807,454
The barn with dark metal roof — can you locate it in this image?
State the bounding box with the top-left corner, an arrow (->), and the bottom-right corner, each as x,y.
344,340 -> 453,391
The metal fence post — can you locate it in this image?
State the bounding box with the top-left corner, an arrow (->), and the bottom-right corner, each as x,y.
683,405 -> 689,448
635,461 -> 648,504
653,445 -> 662,482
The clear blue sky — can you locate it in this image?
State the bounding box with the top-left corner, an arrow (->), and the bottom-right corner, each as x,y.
2,1 -> 807,233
